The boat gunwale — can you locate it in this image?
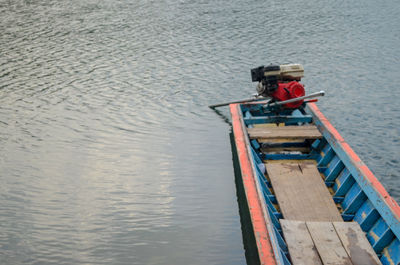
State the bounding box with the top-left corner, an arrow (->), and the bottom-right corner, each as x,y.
230,103 -> 279,265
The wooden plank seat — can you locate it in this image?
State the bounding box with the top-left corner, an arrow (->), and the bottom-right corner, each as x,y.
248,125 -> 322,141
265,161 -> 342,221
281,220 -> 381,265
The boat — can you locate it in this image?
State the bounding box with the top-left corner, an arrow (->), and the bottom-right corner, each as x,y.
225,64 -> 400,265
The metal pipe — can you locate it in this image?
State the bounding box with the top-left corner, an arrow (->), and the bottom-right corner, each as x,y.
264,91 -> 325,108
209,96 -> 269,109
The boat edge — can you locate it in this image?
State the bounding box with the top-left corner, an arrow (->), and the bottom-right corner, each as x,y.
230,103 -> 278,265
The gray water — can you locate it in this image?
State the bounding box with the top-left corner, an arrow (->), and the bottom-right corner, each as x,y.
0,0 -> 399,264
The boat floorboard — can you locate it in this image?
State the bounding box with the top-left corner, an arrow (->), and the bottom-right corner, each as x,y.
265,161 -> 343,221
248,125 -> 322,140
281,220 -> 381,265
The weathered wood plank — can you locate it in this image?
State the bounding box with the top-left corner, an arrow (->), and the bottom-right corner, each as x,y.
248,125 -> 322,140
266,162 -> 342,221
282,221 -> 382,265
253,123 -> 281,128
261,147 -> 310,153
254,125 -> 318,130
306,221 -> 352,265
281,220 -> 322,265
257,138 -> 307,144
333,222 -> 381,265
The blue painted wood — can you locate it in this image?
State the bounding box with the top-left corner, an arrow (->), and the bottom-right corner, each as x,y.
324,156 -> 344,182
333,168 -> 354,197
267,203 -> 281,230
380,238 -> 400,265
317,144 -> 335,167
333,196 -> 344,203
264,179 -> 272,188
286,109 -> 307,126
311,138 -> 323,150
253,143 -> 282,219
260,179 -> 271,195
251,147 -> 262,164
318,141 -> 330,155
266,210 -> 289,265
244,116 -> 313,125
255,164 -> 267,185
267,195 -> 277,204
311,139 -> 328,159
342,183 -> 367,214
240,104 -> 264,113
254,163 -> 272,195
251,139 -> 260,150
280,250 -> 292,265
263,190 -> 278,213
251,148 -> 263,164
374,230 -> 395,254
341,183 -> 361,209
274,213 -> 283,220
275,231 -> 291,265
252,148 -> 274,201
326,154 -> 340,169
354,199 -> 380,232
341,214 -> 355,221
367,218 -> 395,253
325,181 -> 335,187
251,148 -> 268,180
274,225 -> 288,253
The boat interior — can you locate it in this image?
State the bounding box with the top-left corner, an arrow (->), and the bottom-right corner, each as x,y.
236,103 -> 399,265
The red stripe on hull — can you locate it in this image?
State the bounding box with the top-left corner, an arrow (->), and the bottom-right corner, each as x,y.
230,104 -> 277,265
308,103 -> 400,219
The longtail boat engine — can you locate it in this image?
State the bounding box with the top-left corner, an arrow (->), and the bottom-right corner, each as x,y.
251,64 -> 306,108
208,64 -> 323,109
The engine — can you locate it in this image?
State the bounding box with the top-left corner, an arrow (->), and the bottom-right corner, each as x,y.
251,64 -> 305,108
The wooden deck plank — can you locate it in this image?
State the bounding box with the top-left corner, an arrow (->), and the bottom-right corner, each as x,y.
306,221 -> 353,265
248,125 -> 322,140
333,222 -> 381,265
257,138 -> 307,144
266,162 -> 342,221
261,146 -> 310,153
282,220 -> 382,265
281,220 -> 322,265
253,123 -> 282,128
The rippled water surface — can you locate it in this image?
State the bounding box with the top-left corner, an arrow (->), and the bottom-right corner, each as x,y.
1,0 -> 399,264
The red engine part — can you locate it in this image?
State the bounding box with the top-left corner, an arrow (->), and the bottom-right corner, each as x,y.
270,81 -> 305,108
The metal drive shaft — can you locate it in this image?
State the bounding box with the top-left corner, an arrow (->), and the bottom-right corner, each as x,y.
265,91 -> 325,108
208,96 -> 268,109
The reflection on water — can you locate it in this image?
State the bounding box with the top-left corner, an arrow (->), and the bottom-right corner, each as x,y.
1,0 -> 399,264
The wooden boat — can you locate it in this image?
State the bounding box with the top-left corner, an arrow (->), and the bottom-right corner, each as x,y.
230,101 -> 400,265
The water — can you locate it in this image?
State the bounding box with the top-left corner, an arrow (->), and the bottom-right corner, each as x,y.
0,0 -> 399,264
